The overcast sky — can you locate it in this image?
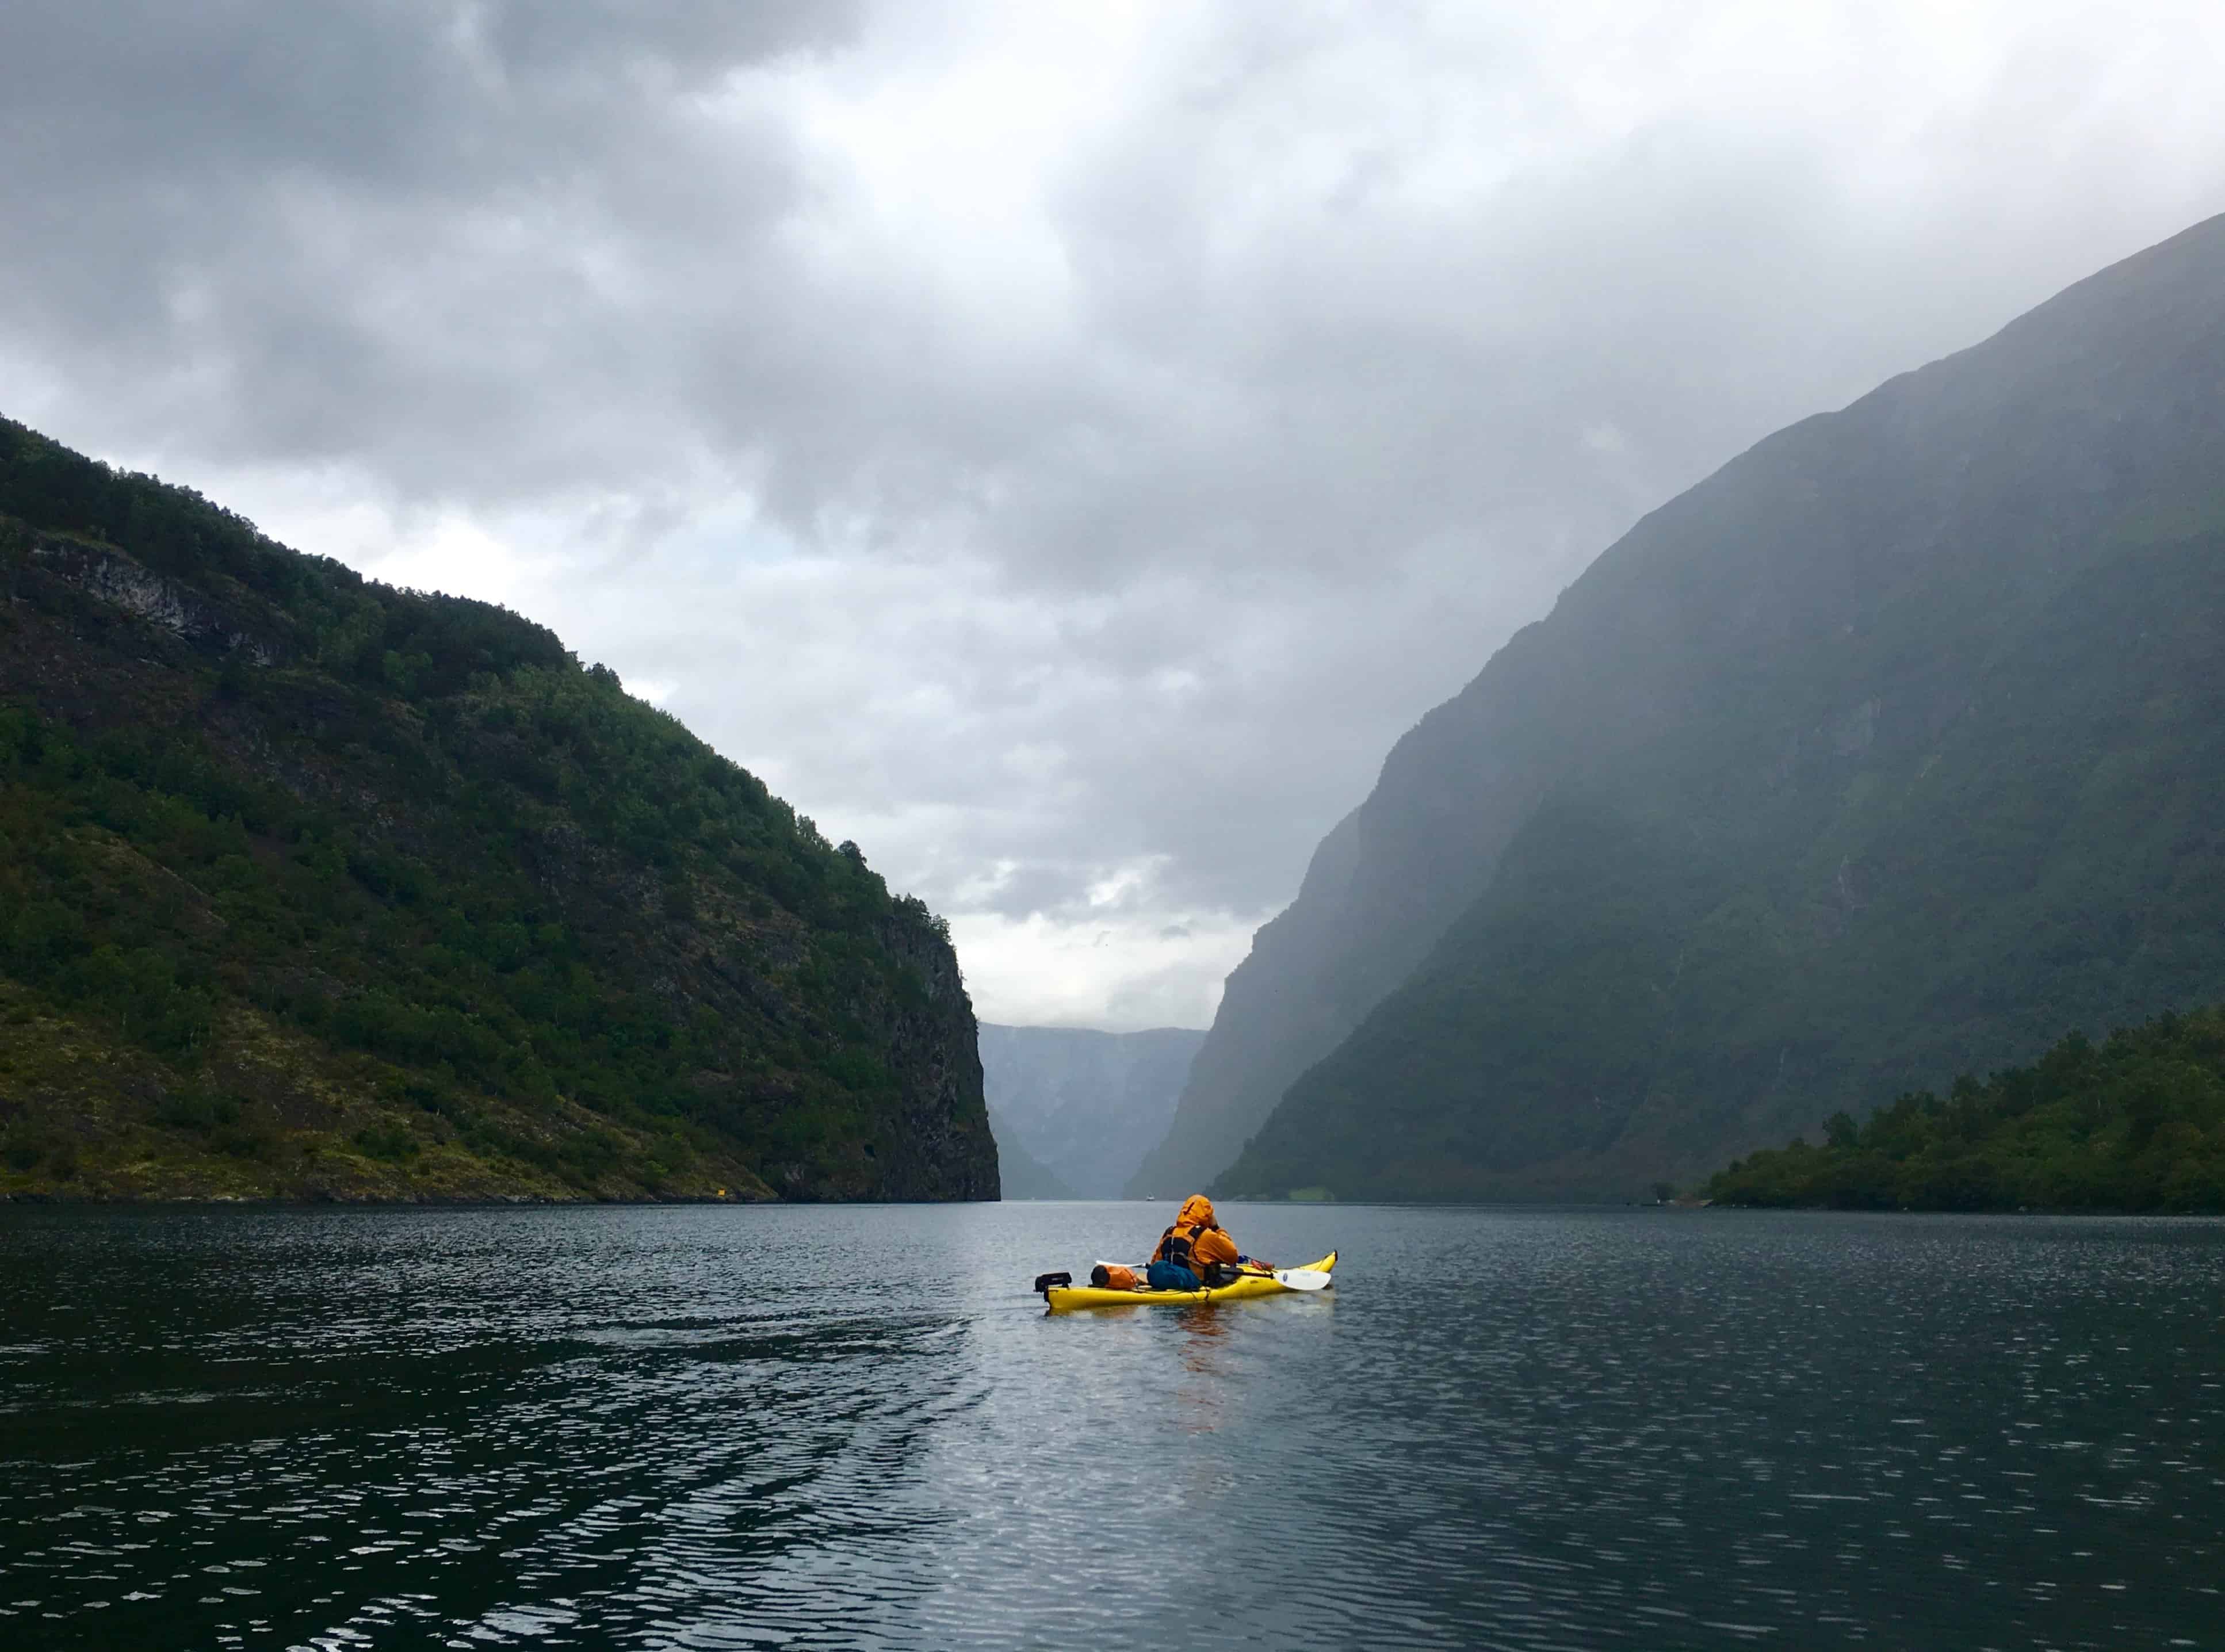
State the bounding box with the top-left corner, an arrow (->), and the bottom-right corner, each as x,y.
5,2 -> 2223,1029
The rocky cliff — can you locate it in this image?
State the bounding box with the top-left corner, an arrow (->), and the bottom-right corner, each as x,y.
0,416 -> 997,1202
1158,213 -> 2225,1202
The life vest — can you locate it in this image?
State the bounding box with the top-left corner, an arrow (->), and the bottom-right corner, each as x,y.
1152,1221 -> 1211,1269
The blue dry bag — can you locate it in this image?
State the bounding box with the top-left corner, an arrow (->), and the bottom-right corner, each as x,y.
1146,1260 -> 1201,1291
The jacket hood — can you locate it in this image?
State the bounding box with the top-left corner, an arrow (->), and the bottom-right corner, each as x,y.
1176,1194 -> 1216,1227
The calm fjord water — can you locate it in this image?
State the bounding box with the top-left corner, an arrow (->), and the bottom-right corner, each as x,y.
2,1204 -> 2221,1650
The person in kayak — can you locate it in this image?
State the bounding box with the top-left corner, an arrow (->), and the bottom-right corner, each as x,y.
1146,1195 -> 1266,1290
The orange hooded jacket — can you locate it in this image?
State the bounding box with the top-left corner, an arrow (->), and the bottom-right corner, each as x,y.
1152,1194 -> 1241,1274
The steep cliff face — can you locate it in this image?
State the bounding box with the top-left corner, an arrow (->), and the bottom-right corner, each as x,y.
0,418 -> 997,1202
869,919 -> 1001,1200
1123,813 -> 1376,1198
981,1024 -> 1202,1198
1171,213 -> 2225,1200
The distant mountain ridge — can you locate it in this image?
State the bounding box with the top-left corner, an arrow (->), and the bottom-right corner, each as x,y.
981,1023 -> 1203,1198
1138,212 -> 2225,1202
0,416 -> 997,1202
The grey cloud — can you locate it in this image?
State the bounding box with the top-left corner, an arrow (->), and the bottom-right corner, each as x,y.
1,1 -> 855,491
4,1 -> 2224,1023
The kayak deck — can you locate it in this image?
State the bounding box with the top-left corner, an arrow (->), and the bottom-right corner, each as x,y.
1043,1251 -> 1336,1313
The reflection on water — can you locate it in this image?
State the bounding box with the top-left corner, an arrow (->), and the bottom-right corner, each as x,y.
2,1203 -> 2221,1649
1175,1302 -> 1236,1432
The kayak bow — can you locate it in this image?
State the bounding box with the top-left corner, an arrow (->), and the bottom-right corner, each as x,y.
1041,1251 -> 1337,1313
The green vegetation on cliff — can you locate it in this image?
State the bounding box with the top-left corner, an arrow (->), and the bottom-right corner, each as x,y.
0,415 -> 997,1202
1706,1007 -> 2225,1211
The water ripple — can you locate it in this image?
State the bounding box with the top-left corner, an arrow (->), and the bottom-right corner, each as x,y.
2,1206 -> 2222,1649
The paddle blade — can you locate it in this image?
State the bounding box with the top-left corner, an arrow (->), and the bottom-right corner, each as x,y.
1272,1268 -> 1332,1291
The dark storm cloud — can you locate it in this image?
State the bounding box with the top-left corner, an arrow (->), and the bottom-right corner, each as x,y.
3,1 -> 2223,1024
1,0 -> 856,488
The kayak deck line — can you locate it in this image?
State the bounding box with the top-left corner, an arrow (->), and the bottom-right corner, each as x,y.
1041,1251 -> 1337,1313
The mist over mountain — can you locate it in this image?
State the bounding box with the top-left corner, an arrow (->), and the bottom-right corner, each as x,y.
980,1023 -> 1203,1199
989,1133 -> 1078,1202
0,417 -> 997,1203
1137,213 -> 2225,1203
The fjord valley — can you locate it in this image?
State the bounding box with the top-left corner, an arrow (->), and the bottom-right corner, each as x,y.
0,416 -> 997,1203
1134,212 -> 2225,1206
980,1023 -> 1203,1198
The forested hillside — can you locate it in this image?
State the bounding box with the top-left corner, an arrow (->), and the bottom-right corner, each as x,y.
0,416 -> 997,1202
1707,1006 -> 2225,1211
1186,213 -> 2225,1202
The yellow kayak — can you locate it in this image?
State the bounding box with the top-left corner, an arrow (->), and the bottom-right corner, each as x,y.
1042,1251 -> 1337,1313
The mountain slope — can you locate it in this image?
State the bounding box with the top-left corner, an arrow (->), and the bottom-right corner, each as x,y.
1125,814 -> 1372,1198
1193,213 -> 2225,1201
981,1023 -> 1202,1198
0,416 -> 997,1202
